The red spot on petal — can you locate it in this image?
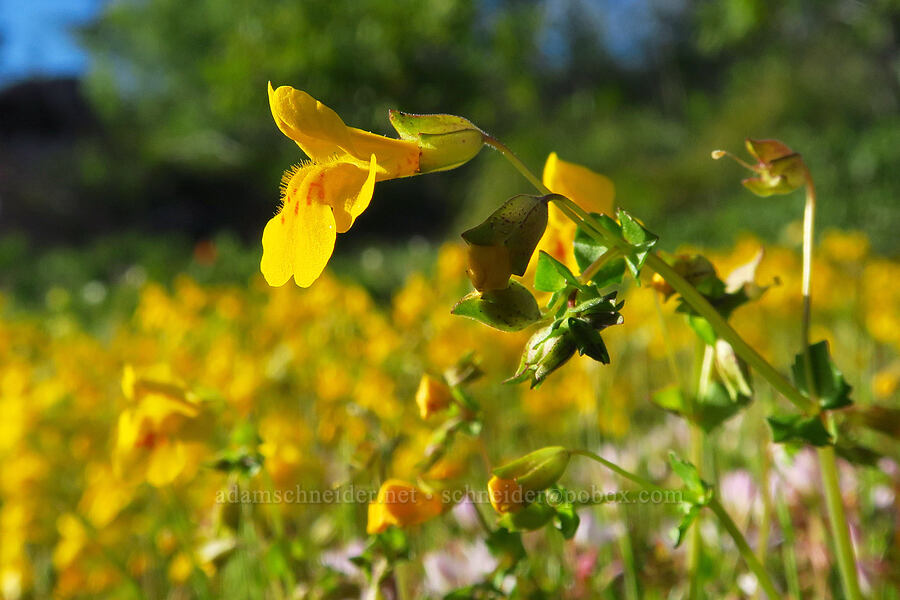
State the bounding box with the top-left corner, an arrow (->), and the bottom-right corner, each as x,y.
294,201 -> 300,215
280,215 -> 285,224
136,431 -> 158,449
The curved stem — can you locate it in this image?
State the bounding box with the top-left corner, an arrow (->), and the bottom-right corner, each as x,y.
483,136 -> 551,195
579,248 -> 622,284
708,498 -> 781,599
570,449 -> 667,494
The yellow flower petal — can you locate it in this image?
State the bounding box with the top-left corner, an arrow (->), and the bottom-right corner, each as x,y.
268,83 -> 353,162
347,129 -> 420,179
268,84 -> 420,177
260,165 -> 338,288
146,440 -> 186,487
542,152 -> 615,216
328,155 -> 378,234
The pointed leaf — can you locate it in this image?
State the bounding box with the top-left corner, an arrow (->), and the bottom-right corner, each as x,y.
451,282 -> 541,332
791,341 -> 853,410
767,414 -> 833,446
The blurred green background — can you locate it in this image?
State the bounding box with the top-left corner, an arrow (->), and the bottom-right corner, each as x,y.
2,0 -> 899,304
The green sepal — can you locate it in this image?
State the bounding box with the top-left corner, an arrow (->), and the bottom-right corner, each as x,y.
388,111 -> 479,138
550,494 -> 580,540
492,446 -> 571,492
462,195 -> 549,275
567,318 -> 610,364
497,502 -> 556,531
451,281 -> 542,332
790,341 -> 853,410
767,414 -> 833,446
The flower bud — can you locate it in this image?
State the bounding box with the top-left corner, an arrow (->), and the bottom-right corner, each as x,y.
415,374 -> 453,420
507,325 -> 577,388
389,110 -> 485,173
492,446 -> 571,492
466,244 -> 513,292
462,194 -> 549,291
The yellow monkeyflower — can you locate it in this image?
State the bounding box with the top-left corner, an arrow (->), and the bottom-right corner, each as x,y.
263,84 -> 483,287
538,152 -> 615,271
113,366 -> 208,487
366,479 -> 444,534
415,373 -> 453,419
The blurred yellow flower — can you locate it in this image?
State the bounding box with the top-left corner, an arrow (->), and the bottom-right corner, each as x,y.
415,374 -> 453,419
539,152 -> 615,271
366,479 -> 443,534
113,366 -> 207,487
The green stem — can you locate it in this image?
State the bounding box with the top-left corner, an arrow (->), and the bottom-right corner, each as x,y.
754,423 -> 774,600
579,248 -> 621,284
817,445 -> 863,600
483,136 -> 551,195
617,505 -> 641,600
708,498 -> 781,599
688,344 -> 712,600
775,491 -> 802,600
799,178 -> 862,600
570,449 -> 667,494
645,253 -> 814,413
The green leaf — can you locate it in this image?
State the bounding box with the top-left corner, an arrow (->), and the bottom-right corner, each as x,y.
534,251 -> 580,292
791,341 -> 853,410
462,195 -> 549,275
695,381 -> 750,432
687,314 -> 717,346
672,505 -> 700,548
616,208 -> 658,278
566,318 -> 610,364
767,414 -> 833,446
451,281 -> 542,331
668,452 -> 711,504
573,218 -> 627,288
652,385 -> 688,417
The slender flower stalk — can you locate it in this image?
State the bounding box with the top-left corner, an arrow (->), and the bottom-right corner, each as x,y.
572,449 -> 781,598
799,176 -> 863,600
688,343 -> 713,599
708,498 -> 781,599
